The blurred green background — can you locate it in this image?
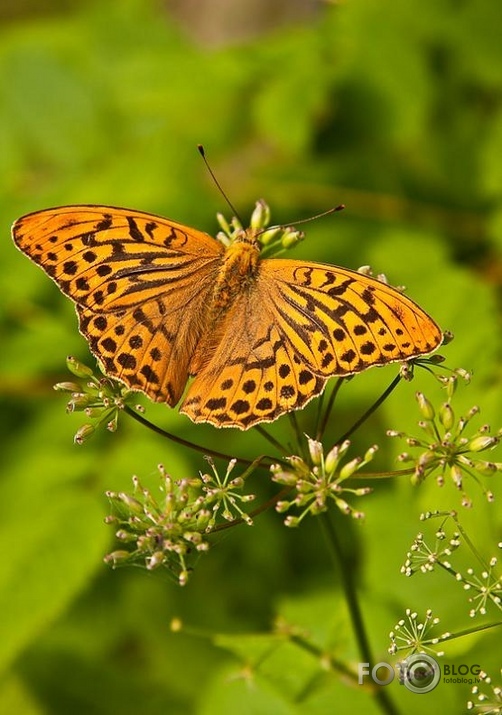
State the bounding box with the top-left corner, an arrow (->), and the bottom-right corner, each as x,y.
1,1 -> 501,713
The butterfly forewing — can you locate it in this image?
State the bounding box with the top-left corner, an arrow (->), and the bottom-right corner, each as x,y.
13,206 -> 223,404
259,260 -> 443,376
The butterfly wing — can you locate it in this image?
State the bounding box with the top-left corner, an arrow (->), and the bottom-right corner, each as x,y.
12,205 -> 224,403
257,259 -> 443,375
181,290 -> 327,429
181,258 -> 442,429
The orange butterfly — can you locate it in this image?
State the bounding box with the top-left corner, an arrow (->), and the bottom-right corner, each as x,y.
12,204 -> 443,429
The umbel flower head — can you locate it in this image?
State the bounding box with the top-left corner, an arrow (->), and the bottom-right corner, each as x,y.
401,512 -> 502,619
468,669 -> 502,714
270,436 -> 374,526
388,608 -> 450,657
104,459 -> 255,585
54,356 -> 137,443
388,379 -> 502,506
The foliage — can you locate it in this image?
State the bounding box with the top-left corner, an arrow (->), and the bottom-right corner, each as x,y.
1,0 -> 501,713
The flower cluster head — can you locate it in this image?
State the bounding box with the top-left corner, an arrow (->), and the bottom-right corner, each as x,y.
104,459 -> 254,585
54,356 -> 137,443
401,522 -> 461,576
388,376 -> 502,506
401,512 -> 502,619
461,554 -> 502,618
468,669 -> 502,714
388,608 -> 450,657
270,436 -> 374,526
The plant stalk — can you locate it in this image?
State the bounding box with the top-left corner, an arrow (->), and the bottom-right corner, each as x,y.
320,512 -> 401,715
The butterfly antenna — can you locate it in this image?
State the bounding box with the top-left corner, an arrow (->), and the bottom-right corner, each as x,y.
289,205 -> 345,227
197,145 -> 243,223
261,205 -> 345,238
261,204 -> 345,238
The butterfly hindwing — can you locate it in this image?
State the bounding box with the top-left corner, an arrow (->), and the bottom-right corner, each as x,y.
181,292 -> 327,428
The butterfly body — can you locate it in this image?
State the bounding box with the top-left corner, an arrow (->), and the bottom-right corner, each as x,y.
12,205 -> 443,429
205,230 -> 260,323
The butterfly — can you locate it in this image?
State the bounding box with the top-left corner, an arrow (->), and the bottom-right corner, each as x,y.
12,204 -> 443,429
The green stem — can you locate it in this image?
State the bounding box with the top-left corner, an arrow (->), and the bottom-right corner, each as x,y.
254,425 -> 289,455
317,377 -> 345,440
351,468 -> 416,480
452,513 -> 493,572
288,411 -> 306,457
124,405 -> 265,467
320,512 -> 401,715
213,484 -> 293,531
288,633 -> 362,684
336,374 -> 402,444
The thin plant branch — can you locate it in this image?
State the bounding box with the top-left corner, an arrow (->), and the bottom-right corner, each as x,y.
317,377 -> 345,440
212,484 -> 294,532
351,467 -> 415,480
336,374 -> 402,444
253,424 -> 289,455
123,405 -> 267,467
288,411 -> 307,458
320,512 -> 401,715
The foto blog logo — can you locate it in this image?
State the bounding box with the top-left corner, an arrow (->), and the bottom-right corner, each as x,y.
358,654 -> 441,694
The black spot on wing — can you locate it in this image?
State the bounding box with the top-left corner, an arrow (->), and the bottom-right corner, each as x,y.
127,216 -> 145,242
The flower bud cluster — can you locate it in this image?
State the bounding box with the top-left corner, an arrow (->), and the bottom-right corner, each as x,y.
388,384 -> 501,506
54,356 -> 138,443
270,436 -> 374,526
104,460 -> 255,585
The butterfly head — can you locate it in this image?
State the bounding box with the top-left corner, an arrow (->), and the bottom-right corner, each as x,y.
216,200 -> 304,257
233,227 -> 261,251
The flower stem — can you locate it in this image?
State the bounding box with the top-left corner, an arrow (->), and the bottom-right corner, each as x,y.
317,377 -> 345,440
123,405 -> 263,466
253,425 -> 289,455
320,512 -> 401,715
336,374 -> 402,443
